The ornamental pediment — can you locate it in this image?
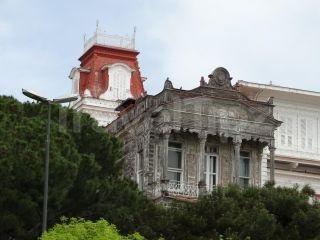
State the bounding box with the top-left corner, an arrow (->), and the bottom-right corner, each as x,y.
207,67 -> 233,89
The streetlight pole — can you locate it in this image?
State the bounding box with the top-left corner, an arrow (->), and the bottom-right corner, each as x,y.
43,102 -> 51,232
22,89 -> 77,233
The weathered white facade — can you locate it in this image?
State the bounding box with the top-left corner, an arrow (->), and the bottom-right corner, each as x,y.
107,68 -> 281,200
238,81 -> 320,193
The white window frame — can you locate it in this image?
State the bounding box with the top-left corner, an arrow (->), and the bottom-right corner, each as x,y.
239,151 -> 250,188
167,142 -> 183,185
204,154 -> 218,191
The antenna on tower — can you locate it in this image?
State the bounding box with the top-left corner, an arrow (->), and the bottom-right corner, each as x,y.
83,33 -> 87,44
133,26 -> 136,49
96,19 -> 100,33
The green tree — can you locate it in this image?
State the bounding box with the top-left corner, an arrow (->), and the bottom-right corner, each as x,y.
155,184 -> 320,240
0,96 -> 123,239
39,217 -> 144,240
0,97 -> 80,239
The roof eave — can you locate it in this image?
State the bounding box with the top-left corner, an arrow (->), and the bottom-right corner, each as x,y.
237,80 -> 320,97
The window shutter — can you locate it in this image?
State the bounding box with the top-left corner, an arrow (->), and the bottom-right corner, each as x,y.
278,115 -> 294,148
279,115 -> 286,146
300,119 -> 306,149
307,119 -> 313,150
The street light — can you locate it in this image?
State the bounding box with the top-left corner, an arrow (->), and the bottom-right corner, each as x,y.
22,88 -> 78,233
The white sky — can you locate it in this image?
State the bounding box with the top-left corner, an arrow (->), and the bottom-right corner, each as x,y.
1,0 -> 320,102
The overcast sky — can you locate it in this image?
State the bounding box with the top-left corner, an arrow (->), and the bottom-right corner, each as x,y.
1,0 -> 320,102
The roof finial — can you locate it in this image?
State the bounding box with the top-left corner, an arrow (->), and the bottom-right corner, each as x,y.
164,77 -> 174,89
200,76 -> 206,86
267,96 -> 274,104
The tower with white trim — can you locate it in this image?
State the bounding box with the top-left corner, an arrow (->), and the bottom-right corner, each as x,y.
69,28 -> 146,126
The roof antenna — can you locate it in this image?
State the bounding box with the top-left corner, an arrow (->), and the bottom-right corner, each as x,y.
96,19 -> 100,33
133,26 -> 136,49
83,33 -> 87,44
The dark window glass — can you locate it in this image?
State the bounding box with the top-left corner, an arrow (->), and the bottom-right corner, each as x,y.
169,142 -> 182,149
168,172 -> 181,182
168,150 -> 182,168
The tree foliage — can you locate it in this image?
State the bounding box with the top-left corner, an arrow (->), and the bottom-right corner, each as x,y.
39,218 -> 144,240
0,96 -> 123,239
151,184 -> 320,240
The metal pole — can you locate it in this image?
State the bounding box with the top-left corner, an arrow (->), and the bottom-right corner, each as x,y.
21,88 -> 77,233
42,103 -> 51,232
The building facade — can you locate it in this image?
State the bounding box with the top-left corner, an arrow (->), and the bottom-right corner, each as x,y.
106,68 -> 281,200
69,29 -> 145,126
68,30 -> 319,198
238,81 -> 320,194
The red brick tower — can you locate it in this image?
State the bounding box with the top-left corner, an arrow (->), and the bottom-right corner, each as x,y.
69,28 -> 146,126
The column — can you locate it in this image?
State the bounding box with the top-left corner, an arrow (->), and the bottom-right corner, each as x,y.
198,133 -> 207,182
198,132 -> 207,194
161,132 -> 170,180
260,146 -> 269,186
233,135 -> 242,183
268,140 -> 276,183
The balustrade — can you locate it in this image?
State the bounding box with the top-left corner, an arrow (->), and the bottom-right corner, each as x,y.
84,31 -> 135,52
167,181 -> 199,198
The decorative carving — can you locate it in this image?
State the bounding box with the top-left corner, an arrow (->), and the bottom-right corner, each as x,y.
208,67 -> 232,89
232,134 -> 242,146
163,77 -> 174,89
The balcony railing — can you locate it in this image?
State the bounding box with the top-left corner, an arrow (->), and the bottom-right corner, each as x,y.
167,181 -> 199,198
84,31 -> 135,53
150,181 -> 216,199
